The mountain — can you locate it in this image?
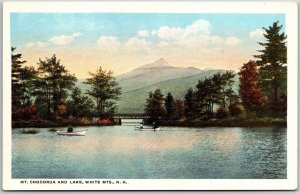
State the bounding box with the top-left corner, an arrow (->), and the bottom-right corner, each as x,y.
76,58 -> 238,114
116,69 -> 239,114
116,58 -> 203,92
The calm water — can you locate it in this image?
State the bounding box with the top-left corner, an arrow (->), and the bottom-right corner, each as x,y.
12,123 -> 286,179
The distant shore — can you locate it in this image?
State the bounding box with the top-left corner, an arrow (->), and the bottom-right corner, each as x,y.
13,117 -> 286,129
160,117 -> 287,128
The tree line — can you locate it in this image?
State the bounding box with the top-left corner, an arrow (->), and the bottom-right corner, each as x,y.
144,21 -> 287,123
12,51 -> 121,123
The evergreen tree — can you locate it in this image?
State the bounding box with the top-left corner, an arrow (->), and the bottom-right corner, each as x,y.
218,71 -> 236,109
194,71 -> 238,119
34,55 -> 77,118
254,21 -> 287,105
11,47 -> 38,121
164,92 -> 176,120
85,67 -> 121,116
195,78 -> 216,118
239,60 -> 267,113
12,47 -> 27,108
19,66 -> 38,106
67,87 -> 95,118
144,89 -> 165,121
184,88 -> 196,119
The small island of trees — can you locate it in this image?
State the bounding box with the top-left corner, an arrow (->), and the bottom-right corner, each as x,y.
12,52 -> 121,127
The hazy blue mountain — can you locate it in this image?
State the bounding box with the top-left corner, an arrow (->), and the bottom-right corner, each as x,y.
116,58 -> 203,92
76,58 -> 238,114
116,69 -> 239,114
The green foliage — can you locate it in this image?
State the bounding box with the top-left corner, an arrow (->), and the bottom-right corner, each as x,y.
165,92 -> 176,120
33,55 -> 77,119
84,67 -> 121,116
11,47 -> 38,121
193,71 -> 238,119
67,87 -> 95,118
12,47 -> 27,108
144,89 -> 165,121
254,21 -> 287,116
116,70 -> 235,114
184,88 -> 196,119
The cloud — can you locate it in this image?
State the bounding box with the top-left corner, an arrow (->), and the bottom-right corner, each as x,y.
225,36 -> 242,46
25,41 -> 48,48
97,36 -> 121,51
157,26 -> 183,41
184,19 -> 211,36
124,37 -> 152,51
158,41 -> 170,48
137,30 -> 150,37
49,32 -> 81,45
93,18 -> 242,65
151,31 -> 157,35
155,19 -> 211,41
96,36 -> 151,53
249,28 -> 264,39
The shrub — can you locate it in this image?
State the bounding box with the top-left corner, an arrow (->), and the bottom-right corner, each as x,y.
215,108 -> 228,119
100,117 -> 113,125
22,128 -> 39,134
79,117 -> 91,125
48,128 -> 58,132
228,104 -> 244,117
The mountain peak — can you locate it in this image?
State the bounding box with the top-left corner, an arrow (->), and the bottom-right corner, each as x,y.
135,58 -> 172,70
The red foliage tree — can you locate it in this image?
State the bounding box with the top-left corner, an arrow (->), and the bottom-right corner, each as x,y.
175,99 -> 186,120
239,60 -> 267,112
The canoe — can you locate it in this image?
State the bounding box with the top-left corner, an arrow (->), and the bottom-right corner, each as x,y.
56,130 -> 87,136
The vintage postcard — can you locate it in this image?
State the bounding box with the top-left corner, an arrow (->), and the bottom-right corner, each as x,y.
2,1 -> 298,190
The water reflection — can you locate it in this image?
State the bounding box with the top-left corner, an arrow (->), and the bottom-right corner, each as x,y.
12,126 -> 286,179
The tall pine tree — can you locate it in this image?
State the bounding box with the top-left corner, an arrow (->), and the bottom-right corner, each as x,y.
144,89 -> 165,122
184,88 -> 196,119
11,47 -> 38,121
34,55 -> 77,118
12,47 -> 27,108
85,67 -> 121,116
254,21 -> 287,105
164,92 -> 176,120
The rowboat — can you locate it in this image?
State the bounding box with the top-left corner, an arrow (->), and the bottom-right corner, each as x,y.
56,130 -> 87,136
135,126 -> 161,131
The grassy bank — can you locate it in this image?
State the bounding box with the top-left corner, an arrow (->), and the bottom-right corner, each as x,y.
13,117 -> 286,128
160,117 -> 287,128
12,120 -> 118,128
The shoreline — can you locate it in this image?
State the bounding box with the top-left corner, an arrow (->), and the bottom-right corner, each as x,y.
12,117 -> 286,128
12,120 -> 117,128
160,119 -> 287,128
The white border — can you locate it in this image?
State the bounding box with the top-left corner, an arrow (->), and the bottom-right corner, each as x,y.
2,1 -> 298,190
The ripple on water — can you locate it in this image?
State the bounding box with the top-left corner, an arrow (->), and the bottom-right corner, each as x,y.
12,126 -> 287,179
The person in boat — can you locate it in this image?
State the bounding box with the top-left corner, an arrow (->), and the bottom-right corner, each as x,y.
139,122 -> 143,129
67,125 -> 73,133
153,122 -> 159,129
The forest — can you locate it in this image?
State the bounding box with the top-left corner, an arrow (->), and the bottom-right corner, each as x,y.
11,21 -> 287,128
144,21 -> 287,127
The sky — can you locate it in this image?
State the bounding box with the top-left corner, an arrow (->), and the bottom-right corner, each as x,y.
11,13 -> 285,78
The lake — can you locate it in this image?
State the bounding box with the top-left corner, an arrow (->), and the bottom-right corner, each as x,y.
12,123 -> 286,179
